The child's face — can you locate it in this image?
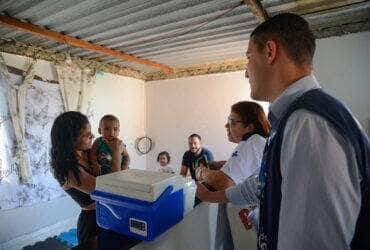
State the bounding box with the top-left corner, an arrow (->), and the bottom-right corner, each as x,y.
99,120 -> 120,141
159,155 -> 169,167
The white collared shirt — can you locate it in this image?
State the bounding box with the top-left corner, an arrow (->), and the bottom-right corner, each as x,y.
221,134 -> 265,184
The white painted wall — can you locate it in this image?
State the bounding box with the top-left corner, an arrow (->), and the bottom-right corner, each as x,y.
145,31 -> 370,172
313,31 -> 370,134
0,53 -> 146,248
145,71 -> 268,173
92,71 -> 147,170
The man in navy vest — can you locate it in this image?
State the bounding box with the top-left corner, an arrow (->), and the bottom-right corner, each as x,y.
196,13 -> 369,250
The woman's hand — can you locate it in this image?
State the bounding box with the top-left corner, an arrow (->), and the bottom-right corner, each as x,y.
196,181 -> 212,201
196,181 -> 229,203
195,166 -> 206,181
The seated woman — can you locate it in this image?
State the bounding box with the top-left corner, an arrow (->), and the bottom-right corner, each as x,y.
50,111 -> 124,245
196,101 -> 270,190
157,151 -> 175,174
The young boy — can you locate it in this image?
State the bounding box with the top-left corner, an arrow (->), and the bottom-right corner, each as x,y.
90,114 -> 130,175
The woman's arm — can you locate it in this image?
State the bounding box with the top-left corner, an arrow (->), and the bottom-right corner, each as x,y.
180,165 -> 188,177
122,146 -> 130,170
196,166 -> 235,190
65,167 -> 96,194
208,160 -> 226,170
88,139 -> 101,176
196,182 -> 229,203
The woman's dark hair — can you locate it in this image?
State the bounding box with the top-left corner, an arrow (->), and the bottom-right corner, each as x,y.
231,101 -> 271,138
50,111 -> 89,186
157,151 -> 171,163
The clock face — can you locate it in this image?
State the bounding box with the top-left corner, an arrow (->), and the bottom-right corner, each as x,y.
136,136 -> 152,154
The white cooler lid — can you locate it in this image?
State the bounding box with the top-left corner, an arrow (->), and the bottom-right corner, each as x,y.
95,169 -> 184,202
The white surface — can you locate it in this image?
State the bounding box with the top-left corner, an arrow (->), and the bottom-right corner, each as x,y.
0,215 -> 78,250
0,195 -> 79,244
95,169 -> 184,202
133,203 -> 218,250
227,204 -> 257,250
313,31 -> 370,135
133,202 -> 257,250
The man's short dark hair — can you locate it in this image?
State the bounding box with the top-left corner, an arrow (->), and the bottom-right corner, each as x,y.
188,133 -> 201,141
251,13 -> 316,66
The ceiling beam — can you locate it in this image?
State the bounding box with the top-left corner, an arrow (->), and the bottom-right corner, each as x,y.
0,39 -> 146,80
0,15 -> 173,74
243,0 -> 269,23
145,58 -> 246,81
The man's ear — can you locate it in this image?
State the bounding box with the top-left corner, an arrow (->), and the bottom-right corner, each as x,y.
98,128 -> 102,135
265,40 -> 277,65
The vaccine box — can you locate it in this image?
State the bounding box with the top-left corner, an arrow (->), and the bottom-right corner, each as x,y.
91,169 -> 184,241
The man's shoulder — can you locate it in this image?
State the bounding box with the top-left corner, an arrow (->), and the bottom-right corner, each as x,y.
202,147 -> 212,154
182,150 -> 192,159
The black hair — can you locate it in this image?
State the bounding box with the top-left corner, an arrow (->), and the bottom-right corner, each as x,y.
188,133 -> 201,141
50,111 -> 89,186
251,13 -> 316,66
157,151 -> 171,163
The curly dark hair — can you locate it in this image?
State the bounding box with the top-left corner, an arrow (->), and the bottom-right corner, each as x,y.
50,111 -> 89,186
231,101 -> 271,138
157,151 -> 171,163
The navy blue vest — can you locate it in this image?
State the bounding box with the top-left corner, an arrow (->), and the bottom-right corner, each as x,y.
258,88 -> 370,250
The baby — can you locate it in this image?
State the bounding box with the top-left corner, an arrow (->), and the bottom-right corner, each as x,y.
157,151 -> 175,174
90,114 -> 130,175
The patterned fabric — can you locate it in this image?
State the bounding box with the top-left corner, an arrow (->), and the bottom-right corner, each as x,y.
56,62 -> 96,113
0,71 -> 95,210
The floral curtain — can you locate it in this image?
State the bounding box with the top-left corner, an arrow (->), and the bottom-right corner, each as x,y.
56,62 -> 96,113
0,55 -> 35,183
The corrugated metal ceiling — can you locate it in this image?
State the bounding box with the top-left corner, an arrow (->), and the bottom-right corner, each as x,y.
0,0 -> 369,73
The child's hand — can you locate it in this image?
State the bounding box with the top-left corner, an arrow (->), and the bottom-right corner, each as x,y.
104,138 -> 124,155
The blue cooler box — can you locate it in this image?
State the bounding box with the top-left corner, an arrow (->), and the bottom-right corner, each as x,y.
91,169 -> 185,241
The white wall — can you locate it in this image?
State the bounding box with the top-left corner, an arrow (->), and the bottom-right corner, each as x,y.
145,71 -> 268,173
145,31 -> 370,172
313,31 -> 370,133
92,72 -> 147,170
0,53 -> 146,248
